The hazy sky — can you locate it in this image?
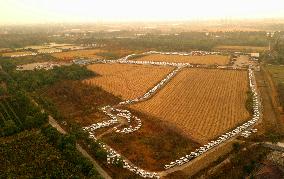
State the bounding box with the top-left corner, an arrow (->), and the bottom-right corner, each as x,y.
1,0 -> 284,24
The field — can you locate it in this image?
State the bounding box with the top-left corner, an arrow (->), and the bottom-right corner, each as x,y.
101,109 -> 200,171
51,48 -> 141,60
214,45 -> 268,52
133,54 -> 230,65
130,68 -> 249,143
264,65 -> 284,111
85,64 -> 174,99
51,49 -> 105,60
265,65 -> 284,84
38,81 -> 121,126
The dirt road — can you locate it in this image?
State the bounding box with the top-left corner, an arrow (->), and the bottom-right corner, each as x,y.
48,116 -> 112,179
255,69 -> 282,132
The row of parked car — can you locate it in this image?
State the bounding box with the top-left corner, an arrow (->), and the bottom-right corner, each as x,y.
142,50 -> 221,56
81,55 -> 259,178
164,67 -> 261,170
119,67 -> 183,105
241,128 -> 258,138
99,141 -> 160,178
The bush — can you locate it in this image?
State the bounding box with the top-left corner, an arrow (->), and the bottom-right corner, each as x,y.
94,149 -> 108,161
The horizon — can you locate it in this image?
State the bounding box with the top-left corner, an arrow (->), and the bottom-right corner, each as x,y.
1,0 -> 284,25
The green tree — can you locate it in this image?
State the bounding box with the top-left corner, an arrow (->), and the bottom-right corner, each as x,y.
3,120 -> 18,136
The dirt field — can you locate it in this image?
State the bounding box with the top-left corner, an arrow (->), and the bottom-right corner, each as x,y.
85,64 -> 174,99
130,68 -> 249,143
51,49 -> 105,60
133,54 -> 229,65
102,109 -> 200,171
214,45 -> 268,52
38,81 -> 121,126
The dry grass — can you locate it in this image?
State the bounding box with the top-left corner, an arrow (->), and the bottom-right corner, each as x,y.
51,49 -> 105,60
214,45 -> 268,52
84,64 -> 174,99
130,68 -> 249,143
102,109 -> 200,171
133,54 -> 229,65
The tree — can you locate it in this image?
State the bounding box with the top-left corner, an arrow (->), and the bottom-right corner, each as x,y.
3,120 -> 18,136
24,116 -> 35,129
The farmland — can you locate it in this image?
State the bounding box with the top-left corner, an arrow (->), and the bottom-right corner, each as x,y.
51,49 -> 105,60
264,64 -> 284,110
85,64 -> 174,99
214,45 -> 268,52
51,48 -> 141,61
130,68 -> 249,143
133,54 -> 230,65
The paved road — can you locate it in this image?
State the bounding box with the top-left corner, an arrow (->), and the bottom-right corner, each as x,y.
48,116 -> 112,179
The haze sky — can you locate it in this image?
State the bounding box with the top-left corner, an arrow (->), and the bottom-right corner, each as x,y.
1,0 -> 284,24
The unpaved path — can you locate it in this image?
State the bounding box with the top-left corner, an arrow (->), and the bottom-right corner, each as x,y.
255,69 -> 281,132
48,116 -> 112,179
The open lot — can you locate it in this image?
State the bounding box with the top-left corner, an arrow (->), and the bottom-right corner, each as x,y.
133,54 -> 230,65
130,68 -> 249,143
85,64 -> 174,99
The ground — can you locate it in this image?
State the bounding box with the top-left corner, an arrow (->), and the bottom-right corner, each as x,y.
130,68 -> 249,143
132,54 -> 229,65
85,64 -> 174,99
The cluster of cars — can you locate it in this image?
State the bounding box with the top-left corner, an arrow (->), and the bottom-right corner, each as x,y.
115,113 -> 142,134
79,53 -> 260,178
82,105 -> 119,135
119,67 -> 183,105
164,67 -> 261,170
241,128 -> 258,138
98,141 -> 160,178
142,50 -> 220,56
16,62 -> 66,71
10,52 -> 37,58
73,59 -> 101,65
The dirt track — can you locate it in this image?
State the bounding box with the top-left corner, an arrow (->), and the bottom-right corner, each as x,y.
255,68 -> 282,132
48,116 -> 112,179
